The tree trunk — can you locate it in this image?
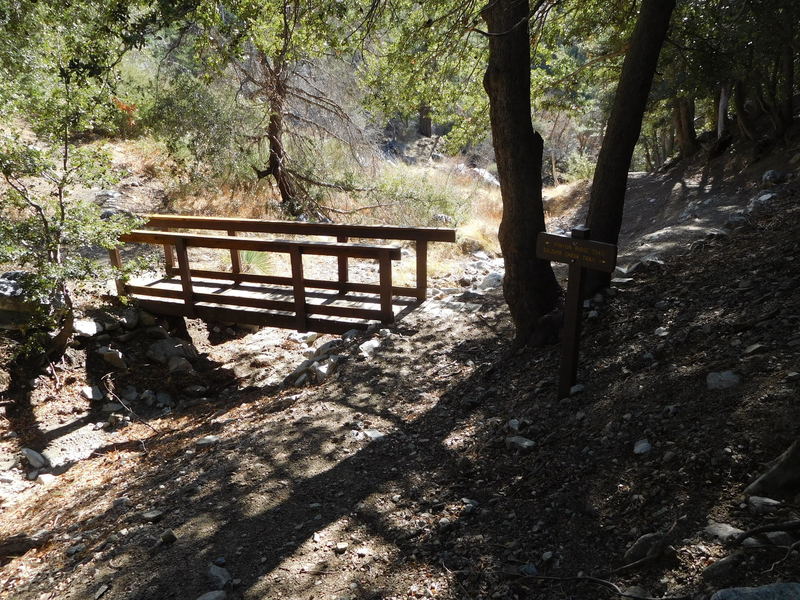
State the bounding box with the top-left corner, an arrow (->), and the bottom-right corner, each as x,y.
672,96 -> 698,157
779,29 -> 794,135
585,0 -> 675,293
549,113 -> 561,185
733,80 -> 757,141
745,438 -> 800,497
666,123 -> 675,157
643,137 -> 654,171
418,104 -> 433,137
717,83 -> 731,139
267,87 -> 302,216
482,0 -> 561,346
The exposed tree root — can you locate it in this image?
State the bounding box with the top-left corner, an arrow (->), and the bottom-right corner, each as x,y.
745,439 -> 800,497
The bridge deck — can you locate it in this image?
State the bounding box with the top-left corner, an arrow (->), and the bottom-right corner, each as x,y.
110,215 -> 456,334
127,275 -> 417,334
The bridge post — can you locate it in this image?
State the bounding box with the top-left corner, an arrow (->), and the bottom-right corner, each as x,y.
227,230 -> 242,281
290,247 -> 308,332
337,235 -> 348,294
415,239 -> 428,302
174,238 -> 195,317
379,250 -> 394,324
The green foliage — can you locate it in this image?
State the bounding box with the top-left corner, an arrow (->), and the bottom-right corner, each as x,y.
564,152 -> 596,182
360,1 -> 488,150
0,132 -> 144,314
0,0 -> 162,343
370,164 -> 472,226
142,71 -> 257,180
239,250 -> 275,275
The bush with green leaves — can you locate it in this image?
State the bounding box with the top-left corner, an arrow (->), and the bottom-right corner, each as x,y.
0,0 -> 165,351
142,72 -> 258,181
564,151 -> 596,182
0,133 -> 144,337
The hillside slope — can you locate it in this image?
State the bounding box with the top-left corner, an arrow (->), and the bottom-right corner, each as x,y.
1,167 -> 799,600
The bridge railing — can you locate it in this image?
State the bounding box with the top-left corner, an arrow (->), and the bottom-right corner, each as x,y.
109,215 -> 456,333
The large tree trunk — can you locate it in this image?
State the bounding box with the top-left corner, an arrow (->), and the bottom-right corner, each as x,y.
267,87 -> 302,216
482,0 -> 561,346
585,0 -> 676,293
672,97 -> 698,157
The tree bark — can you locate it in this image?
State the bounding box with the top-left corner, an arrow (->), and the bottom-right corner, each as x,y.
733,80 -> 757,141
642,137 -> 654,171
482,0 -> 561,346
672,96 -> 698,157
717,83 -> 731,140
779,34 -> 794,135
267,84 -> 302,216
745,438 -> 800,497
585,0 -> 676,293
418,104 -> 433,137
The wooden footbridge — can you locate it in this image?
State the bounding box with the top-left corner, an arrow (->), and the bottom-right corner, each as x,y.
109,215 -> 456,334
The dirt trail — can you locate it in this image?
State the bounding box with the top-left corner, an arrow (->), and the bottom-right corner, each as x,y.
1,148 -> 800,600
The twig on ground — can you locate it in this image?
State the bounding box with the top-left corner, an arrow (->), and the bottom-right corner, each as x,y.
101,374 -> 160,451
48,360 -> 61,389
764,539 -> 800,572
733,520 -> 800,545
514,574 -> 692,600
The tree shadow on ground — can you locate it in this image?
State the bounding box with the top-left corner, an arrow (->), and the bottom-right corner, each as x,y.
4,191 -> 800,599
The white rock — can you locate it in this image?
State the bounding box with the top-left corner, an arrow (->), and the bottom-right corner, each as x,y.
633,439 -> 652,454
197,593 -> 227,600
505,436 -> 535,452
73,319 -> 103,337
98,347 -> 126,369
707,371 -> 740,390
747,496 -> 781,515
359,339 -> 381,357
196,435 -> 220,448
81,385 -> 103,401
21,448 -> 47,469
478,272 -> 503,290
705,522 -> 744,542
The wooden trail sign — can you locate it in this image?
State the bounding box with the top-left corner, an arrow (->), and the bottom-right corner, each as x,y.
536,226 -> 617,398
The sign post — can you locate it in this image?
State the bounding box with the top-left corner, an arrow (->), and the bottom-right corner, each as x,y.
536,226 -> 617,398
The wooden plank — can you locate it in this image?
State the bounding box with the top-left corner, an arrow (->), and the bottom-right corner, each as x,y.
379,250 -> 394,324
141,214 -> 457,242
289,247 -> 307,332
415,239 -> 428,302
173,238 -> 195,317
127,269 -> 417,301
108,248 -> 127,296
537,232 -> 617,273
337,234 -> 348,294
185,269 -> 419,297
121,231 -> 402,260
163,244 -> 175,276
227,230 -> 242,279
134,299 -> 372,334
558,227 -> 589,399
132,285 -> 385,320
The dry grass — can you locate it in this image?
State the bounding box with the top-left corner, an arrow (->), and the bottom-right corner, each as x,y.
542,180 -> 590,219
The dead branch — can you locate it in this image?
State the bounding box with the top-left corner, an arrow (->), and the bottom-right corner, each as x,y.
764,539 -> 800,572
318,202 -> 399,215
514,573 -> 692,600
733,520 -> 800,545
